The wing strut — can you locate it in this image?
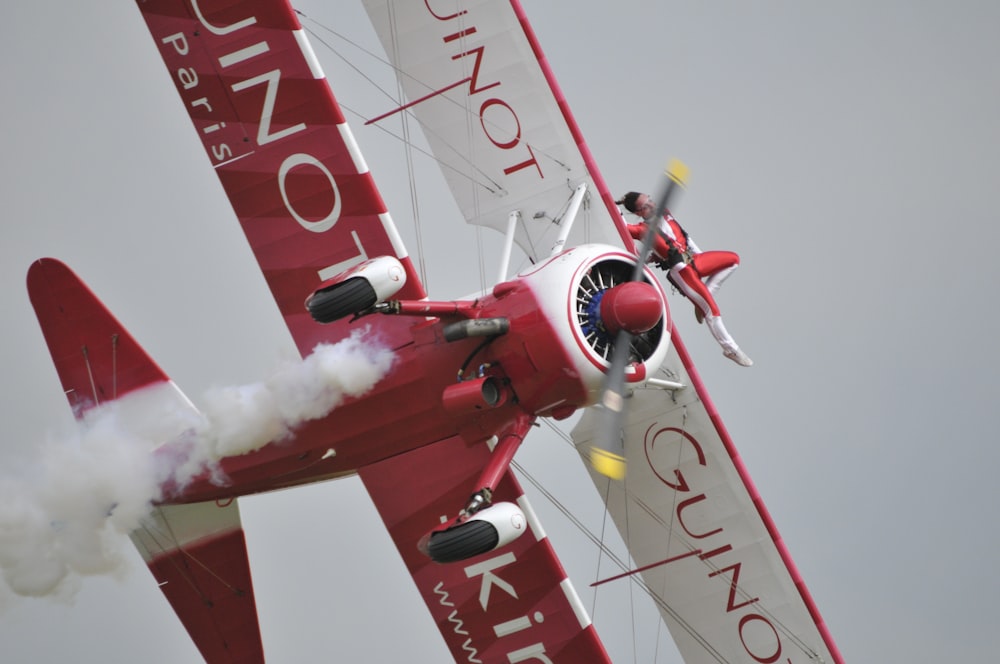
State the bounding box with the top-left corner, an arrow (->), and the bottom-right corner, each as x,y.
498,210 -> 520,283
420,415 -> 535,564
461,413 -> 534,515
549,183 -> 589,257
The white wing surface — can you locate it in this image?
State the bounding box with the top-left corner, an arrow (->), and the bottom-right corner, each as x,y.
362,0 -> 633,262
572,333 -> 843,664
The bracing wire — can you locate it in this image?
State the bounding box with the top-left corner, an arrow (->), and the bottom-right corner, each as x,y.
297,10 -> 577,240
531,408 -> 823,663
111,334 -> 119,400
137,506 -> 247,600
299,11 -> 507,293
385,3 -> 428,288
284,10 -> 819,662
511,454 -> 731,664
297,14 -> 506,195
447,10 -> 489,293
81,346 -> 99,406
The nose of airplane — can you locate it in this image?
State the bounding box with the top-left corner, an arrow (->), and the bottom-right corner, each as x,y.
599,281 -> 662,336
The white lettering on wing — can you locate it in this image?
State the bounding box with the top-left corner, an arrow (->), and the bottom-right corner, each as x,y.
151,7 -> 388,281
190,0 -> 256,36
369,4 -> 545,182
231,71 -> 307,145
465,552 -> 518,610
429,541 -> 554,661
278,153 -> 341,232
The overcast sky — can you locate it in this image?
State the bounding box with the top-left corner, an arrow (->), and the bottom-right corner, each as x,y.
2,1 -> 999,662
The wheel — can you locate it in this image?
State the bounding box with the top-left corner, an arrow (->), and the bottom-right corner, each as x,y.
307,278 -> 378,324
426,520 -> 499,563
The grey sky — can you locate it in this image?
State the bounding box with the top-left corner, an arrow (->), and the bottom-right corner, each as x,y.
2,1 -> 999,662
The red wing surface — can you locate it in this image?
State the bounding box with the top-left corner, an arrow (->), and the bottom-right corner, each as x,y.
131,501 -> 264,664
136,0 -> 426,357
28,257 -> 169,416
359,434 -> 610,664
28,258 -> 265,663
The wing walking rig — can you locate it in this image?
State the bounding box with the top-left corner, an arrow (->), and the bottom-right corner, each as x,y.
24,0 -> 843,662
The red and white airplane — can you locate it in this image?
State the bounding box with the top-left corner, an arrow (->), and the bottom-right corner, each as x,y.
26,1 -> 843,662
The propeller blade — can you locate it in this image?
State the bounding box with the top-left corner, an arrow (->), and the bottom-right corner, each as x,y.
632,158 -> 689,278
589,329 -> 633,480
588,159 -> 688,480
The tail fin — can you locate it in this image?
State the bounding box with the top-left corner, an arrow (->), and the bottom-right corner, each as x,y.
27,257 -> 169,417
131,501 -> 265,664
27,258 -> 266,663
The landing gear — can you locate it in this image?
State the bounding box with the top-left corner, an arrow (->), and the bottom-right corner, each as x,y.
427,522 -> 498,563
424,501 -> 526,564
420,416 -> 535,564
307,278 -> 377,324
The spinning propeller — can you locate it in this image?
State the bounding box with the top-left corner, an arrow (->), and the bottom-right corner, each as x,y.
589,160 -> 689,480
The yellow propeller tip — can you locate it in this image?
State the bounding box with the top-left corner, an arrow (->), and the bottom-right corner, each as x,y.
665,158 -> 689,187
590,447 -> 627,480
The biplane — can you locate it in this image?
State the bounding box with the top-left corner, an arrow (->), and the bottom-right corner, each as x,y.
24,1 -> 843,662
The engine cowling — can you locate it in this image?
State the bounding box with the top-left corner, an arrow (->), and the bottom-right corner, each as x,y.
514,245 -> 672,406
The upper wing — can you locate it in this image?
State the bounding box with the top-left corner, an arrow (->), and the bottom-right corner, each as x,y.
362,0 -> 634,263
358,433 -> 610,664
135,0 -> 426,357
572,332 -> 844,664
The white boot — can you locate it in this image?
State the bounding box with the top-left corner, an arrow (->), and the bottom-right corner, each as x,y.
722,347 -> 754,367
705,315 -> 753,367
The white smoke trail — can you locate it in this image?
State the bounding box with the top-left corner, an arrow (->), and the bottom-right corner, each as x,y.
198,331 -> 394,458
0,330 -> 393,600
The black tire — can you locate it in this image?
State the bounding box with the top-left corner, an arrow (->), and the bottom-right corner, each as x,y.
307,278 -> 378,324
426,520 -> 499,563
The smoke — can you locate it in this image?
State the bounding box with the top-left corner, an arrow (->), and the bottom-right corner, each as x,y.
0,416 -> 158,598
0,330 -> 393,600
198,331 -> 394,458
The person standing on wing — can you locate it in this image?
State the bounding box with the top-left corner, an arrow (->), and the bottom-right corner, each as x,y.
617,191 -> 752,367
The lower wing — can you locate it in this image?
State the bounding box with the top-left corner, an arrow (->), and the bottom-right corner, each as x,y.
358,433 -> 610,664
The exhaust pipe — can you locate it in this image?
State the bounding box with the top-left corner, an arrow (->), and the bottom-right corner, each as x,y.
441,376 -> 503,413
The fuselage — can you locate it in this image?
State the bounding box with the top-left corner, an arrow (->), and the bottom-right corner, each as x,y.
163,244 -> 671,504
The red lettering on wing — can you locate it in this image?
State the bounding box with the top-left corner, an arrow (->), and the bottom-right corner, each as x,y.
642,422 -> 804,662
709,562 -> 760,613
